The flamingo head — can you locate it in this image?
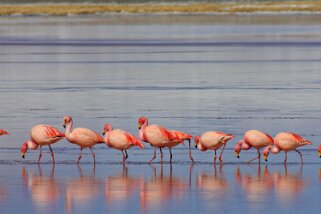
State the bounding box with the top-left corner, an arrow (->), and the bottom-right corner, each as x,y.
138,116 -> 148,129
102,124 -> 113,135
194,136 -> 200,148
262,146 -> 271,161
63,115 -> 72,128
0,130 -> 9,136
20,141 -> 28,159
234,140 -> 243,158
318,144 -> 321,158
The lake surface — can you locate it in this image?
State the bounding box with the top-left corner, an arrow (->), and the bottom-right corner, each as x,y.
0,15 -> 321,213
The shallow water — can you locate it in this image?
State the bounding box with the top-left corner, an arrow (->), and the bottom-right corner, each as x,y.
0,15 -> 321,213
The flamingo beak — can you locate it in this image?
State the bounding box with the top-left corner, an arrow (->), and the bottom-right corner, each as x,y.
21,153 -> 25,159
63,124 -> 66,128
102,130 -> 106,135
138,123 -> 141,130
263,155 -> 268,161
318,151 -> 321,158
235,152 -> 240,158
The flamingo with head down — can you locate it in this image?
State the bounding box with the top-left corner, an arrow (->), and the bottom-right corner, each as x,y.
63,115 -> 104,164
194,131 -> 234,163
20,124 -> 65,163
138,116 -> 183,163
234,130 -> 274,163
0,130 -> 9,136
103,123 -> 144,163
262,132 -> 312,164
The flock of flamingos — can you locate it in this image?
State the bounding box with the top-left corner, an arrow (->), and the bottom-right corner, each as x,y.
0,115 -> 320,164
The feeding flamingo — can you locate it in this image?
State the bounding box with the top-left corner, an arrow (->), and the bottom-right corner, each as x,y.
63,115 -> 104,164
262,132 -> 312,164
234,130 -> 274,163
102,123 -> 144,162
138,116 -> 182,163
194,131 -> 234,163
0,130 -> 9,136
20,124 -> 65,163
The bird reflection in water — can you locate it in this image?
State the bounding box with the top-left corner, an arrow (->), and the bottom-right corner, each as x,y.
21,165 -> 60,209
140,163 -> 186,212
273,164 -> 306,205
195,164 -> 229,201
235,165 -> 273,203
105,164 -> 143,208
65,165 -> 100,214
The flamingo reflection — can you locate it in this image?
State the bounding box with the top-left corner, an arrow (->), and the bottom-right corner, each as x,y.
235,165 -> 273,203
140,163 -> 186,212
65,165 -> 100,214
273,165 -> 306,204
195,164 -> 229,200
21,165 -> 60,208
105,164 -> 143,204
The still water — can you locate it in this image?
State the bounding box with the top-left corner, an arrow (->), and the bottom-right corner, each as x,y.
0,15 -> 321,213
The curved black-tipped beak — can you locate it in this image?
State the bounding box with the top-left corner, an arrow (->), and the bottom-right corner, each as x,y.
21,154 -> 25,159
237,155 -> 240,158
63,125 -> 66,128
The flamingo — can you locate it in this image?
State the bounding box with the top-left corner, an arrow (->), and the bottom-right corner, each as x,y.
318,144 -> 321,158
234,130 -> 274,163
138,116 -> 182,163
262,132 -> 312,164
102,123 -> 144,162
0,130 -> 9,136
63,115 -> 104,164
170,130 -> 194,162
194,131 -> 234,163
20,124 -> 65,163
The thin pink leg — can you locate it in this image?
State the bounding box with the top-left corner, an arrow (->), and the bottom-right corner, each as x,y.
38,146 -> 42,164
219,144 -> 226,163
160,148 -> 163,163
295,149 -> 303,163
284,152 -> 287,165
247,149 -> 260,163
121,150 -> 126,163
148,147 -> 156,164
124,150 -> 128,160
89,147 -> 96,164
49,145 -> 55,164
77,148 -> 83,164
169,148 -> 173,162
214,150 -> 217,163
188,139 -> 194,162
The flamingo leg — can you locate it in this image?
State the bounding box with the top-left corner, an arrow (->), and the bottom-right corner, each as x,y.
148,147 -> 156,164
125,150 -> 128,160
219,144 -> 226,163
77,148 -> 83,164
247,149 -> 260,163
188,139 -> 194,162
169,147 -> 173,162
48,145 -> 55,163
214,150 -> 217,163
160,148 -> 163,163
295,149 -> 303,163
121,150 -> 126,163
38,146 -> 42,164
284,152 -> 288,164
89,147 -> 96,164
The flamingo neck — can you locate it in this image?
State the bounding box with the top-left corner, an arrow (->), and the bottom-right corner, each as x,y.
264,145 -> 281,154
26,140 -> 38,150
139,122 -> 148,142
65,119 -> 74,138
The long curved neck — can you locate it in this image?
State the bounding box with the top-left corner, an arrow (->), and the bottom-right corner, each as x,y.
264,145 -> 281,154
65,119 -> 74,138
139,121 -> 148,142
26,140 -> 38,150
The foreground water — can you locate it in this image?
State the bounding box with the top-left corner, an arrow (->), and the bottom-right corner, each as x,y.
0,15 -> 321,213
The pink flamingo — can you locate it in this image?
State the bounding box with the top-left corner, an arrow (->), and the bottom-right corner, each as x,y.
63,115 -> 104,164
20,124 -> 65,163
194,131 -> 234,163
262,132 -> 312,164
138,116 -> 182,163
0,130 -> 9,136
170,130 -> 194,162
234,130 -> 274,163
318,144 -> 321,158
103,124 -> 144,162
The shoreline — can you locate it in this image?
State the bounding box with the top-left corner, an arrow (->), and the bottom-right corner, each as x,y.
2,2 -> 321,16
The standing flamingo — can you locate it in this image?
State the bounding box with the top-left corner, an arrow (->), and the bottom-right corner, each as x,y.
20,124 -> 65,163
138,116 -> 182,163
262,132 -> 312,164
194,131 -> 234,163
0,130 -> 9,136
63,115 -> 104,164
318,144 -> 321,158
234,130 -> 274,163
103,124 -> 144,162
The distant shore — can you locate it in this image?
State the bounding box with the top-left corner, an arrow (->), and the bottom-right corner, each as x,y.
2,2 -> 321,16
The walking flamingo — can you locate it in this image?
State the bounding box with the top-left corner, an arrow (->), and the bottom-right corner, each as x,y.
262,132 -> 312,164
20,124 -> 65,163
63,115 -> 104,164
234,130 -> 274,163
0,130 -> 9,136
138,116 -> 182,163
194,131 -> 234,163
103,124 -> 144,162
